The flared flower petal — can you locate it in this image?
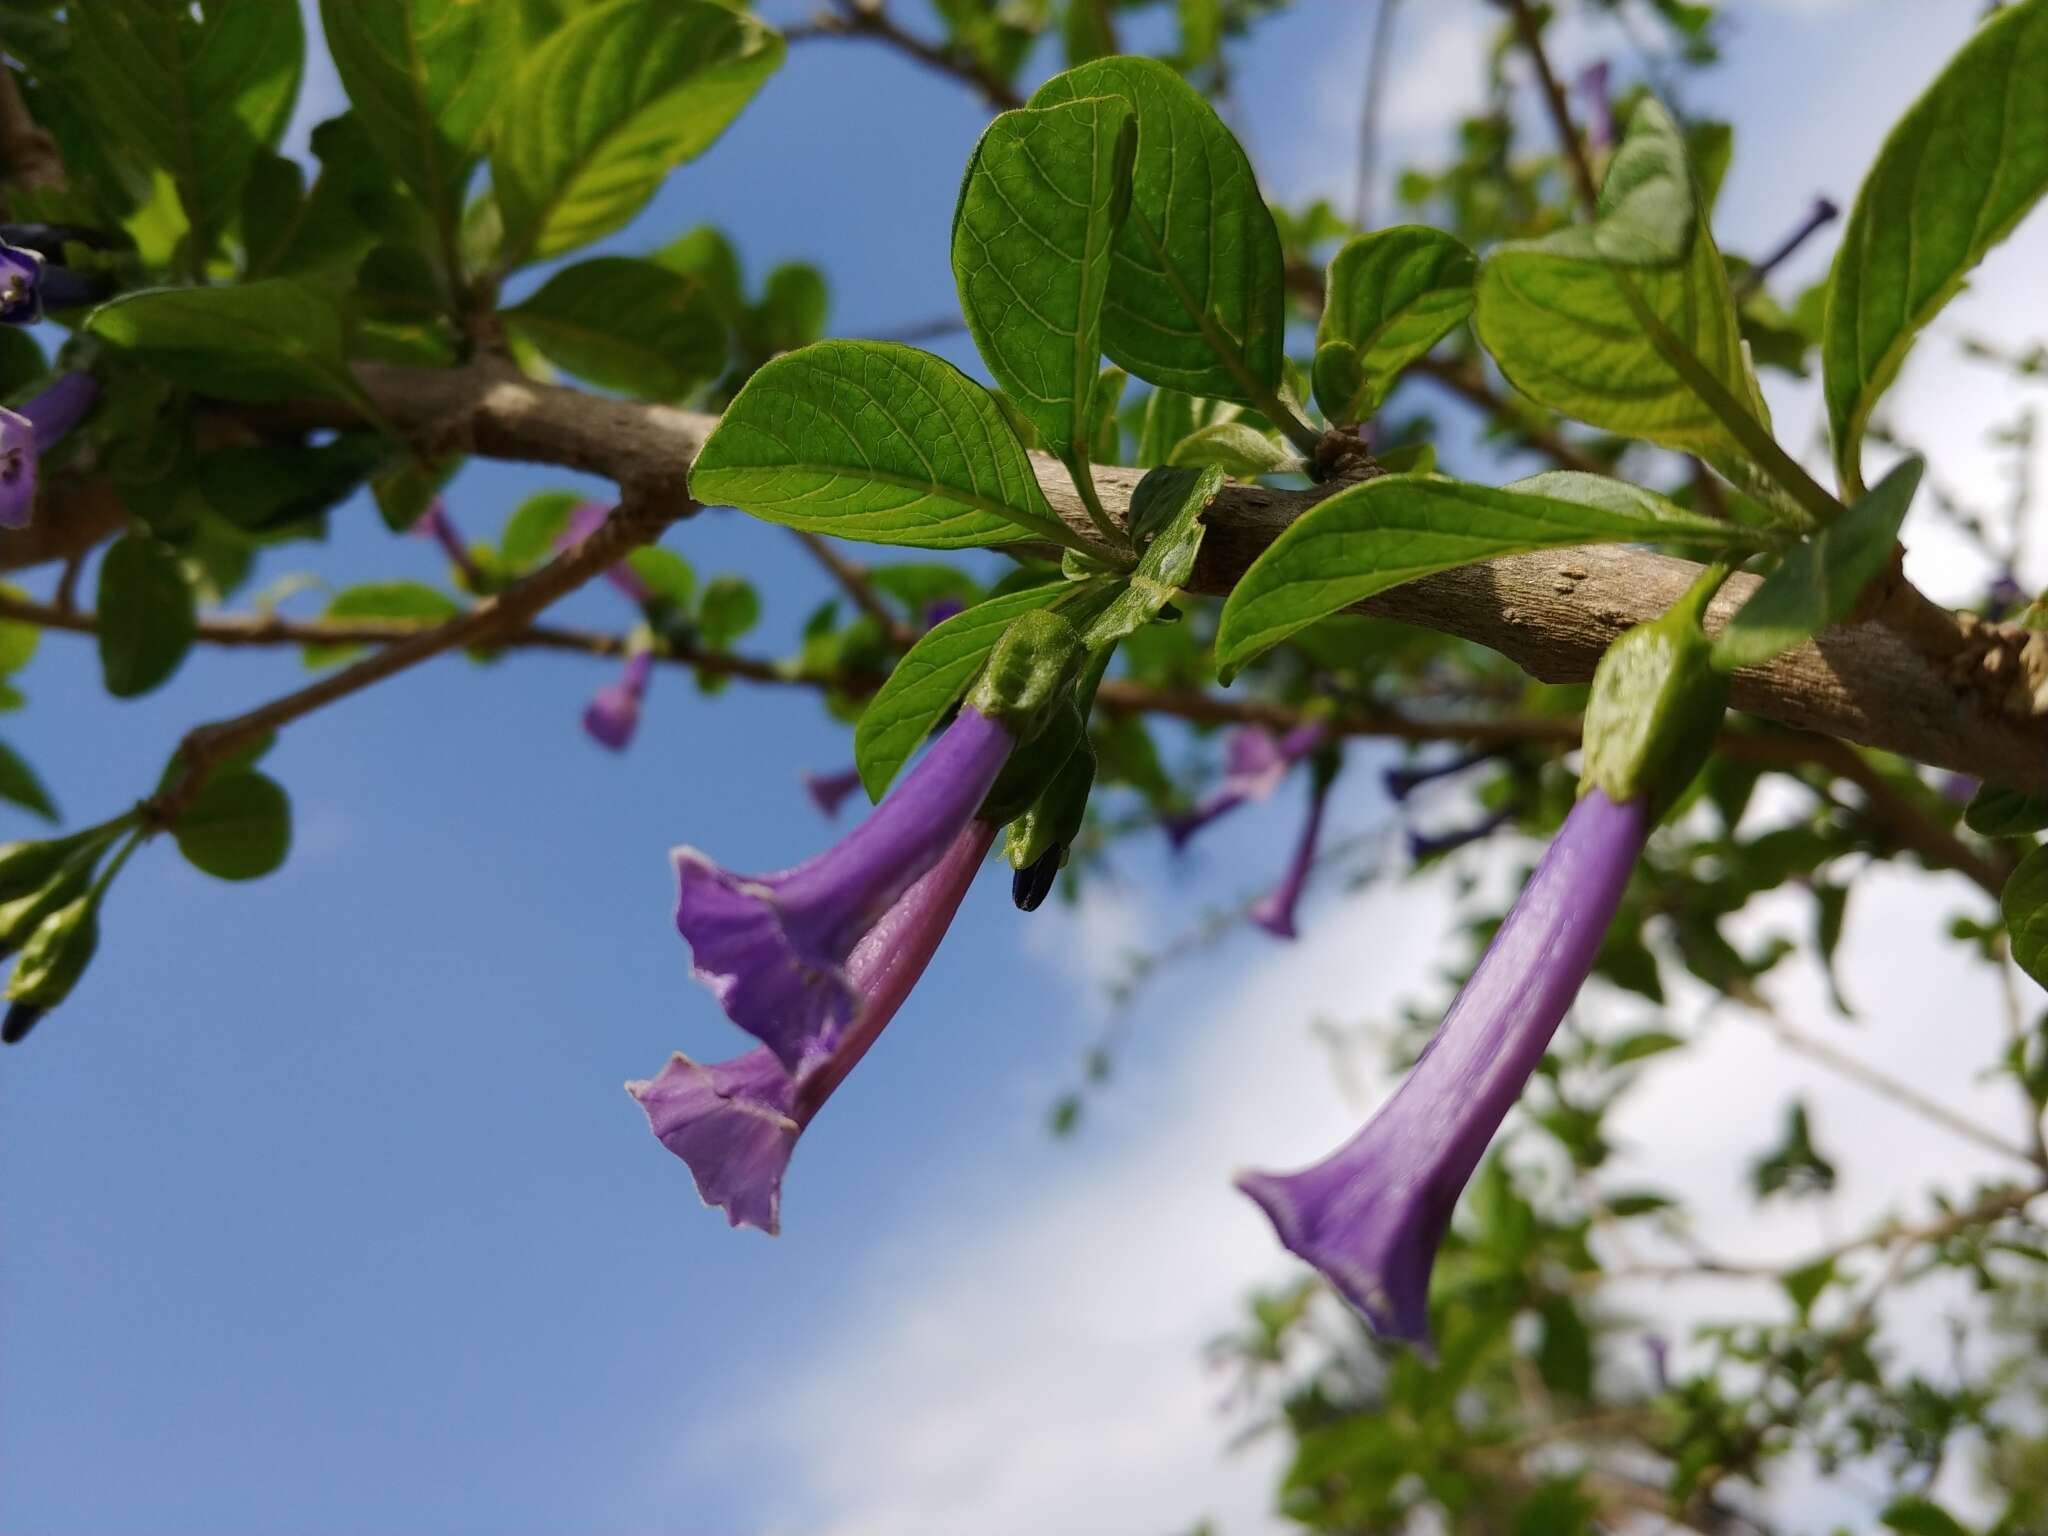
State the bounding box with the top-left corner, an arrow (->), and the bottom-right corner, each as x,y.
0,243 -> 44,325
1237,789 -> 1649,1346
633,820 -> 996,1232
0,407 -> 35,530
628,1049 -> 798,1234
583,649 -> 653,752
802,765 -> 864,819
674,706 -> 1012,1071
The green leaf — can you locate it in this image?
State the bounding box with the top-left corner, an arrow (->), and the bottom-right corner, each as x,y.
0,741 -> 57,823
854,582 -> 1072,800
1474,101 -> 1752,467
1214,472 -> 1749,677
1314,227 -> 1477,423
319,0 -> 509,249
88,282 -> 370,412
1966,785 -> 2048,838
1781,1256 -> 1835,1316
1030,59 -> 1286,408
1165,421 -> 1293,476
303,582 -> 463,668
73,0 -> 304,266
1824,0 -> 2048,496
1607,1029 -> 1684,1065
1083,465 -> 1219,648
491,0 -> 783,266
1712,456 -> 1921,669
625,547 -> 695,613
696,574 -> 759,648
505,256 -> 726,399
175,770 -> 292,881
952,96 -> 1136,464
2003,845 -> 2048,990
691,340 -> 1073,550
500,491 -> 582,571
1879,1496 -> 1975,1536
96,534 -> 197,698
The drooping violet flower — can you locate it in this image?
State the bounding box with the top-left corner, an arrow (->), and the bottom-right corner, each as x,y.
673,705 -> 1014,1073
1237,788 -> 1649,1346
413,497 -> 490,591
1163,722 -> 1325,851
1578,62 -> 1614,154
0,373 -> 98,530
1382,752 -> 1490,803
1405,803 -> 1515,864
560,501 -> 654,607
628,820 -> 996,1233
802,765 -> 864,819
1250,763 -> 1336,941
0,243 -> 44,325
583,647 -> 655,751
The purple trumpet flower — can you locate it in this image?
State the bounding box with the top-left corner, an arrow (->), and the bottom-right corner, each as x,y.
630,819 -> 996,1234
1163,722 -> 1326,851
0,243 -> 44,324
1237,788 -> 1649,1346
1578,62 -> 1614,154
413,497 -> 490,591
561,501 -> 654,607
0,373 -> 98,530
803,765 -> 865,819
583,647 -> 655,751
1250,765 -> 1335,941
673,704 -> 1014,1073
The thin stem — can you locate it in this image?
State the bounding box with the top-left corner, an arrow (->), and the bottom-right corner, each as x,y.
1354,0 -> 1401,229
806,1 -> 1025,112
1735,196 -> 1841,300
1499,0 -> 1600,217
793,530 -> 916,646
1068,455 -> 1132,559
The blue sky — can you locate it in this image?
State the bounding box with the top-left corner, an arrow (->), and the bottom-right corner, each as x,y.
4,3 -> 2041,1533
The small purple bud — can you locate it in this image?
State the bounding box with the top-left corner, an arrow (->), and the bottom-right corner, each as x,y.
802,765 -> 865,819
1,999 -> 44,1044
923,597 -> 966,632
0,373 -> 98,531
1011,843 -> 1061,912
672,705 -> 1014,1072
1988,571 -> 2026,614
1237,789 -> 1649,1347
0,243 -> 45,325
630,820 -> 996,1233
582,648 -> 655,752
1941,772 -> 1979,807
560,500 -> 654,607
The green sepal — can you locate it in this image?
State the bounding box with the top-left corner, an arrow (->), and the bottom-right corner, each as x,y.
966,609 -> 1086,744
0,823 -> 125,906
979,700 -> 1086,826
1007,736 -> 1097,871
1579,570 -> 1731,819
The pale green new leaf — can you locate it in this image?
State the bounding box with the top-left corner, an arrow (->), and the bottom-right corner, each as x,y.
1030,59 -> 1286,406
1823,0 -> 2048,495
1214,472 -> 1751,677
691,341 -> 1070,549
1166,422 -> 1293,476
319,0 -> 510,241
1083,466 -> 1220,647
89,282 -> 371,413
505,256 -> 725,399
492,0 -> 783,266
1475,101 -> 1751,465
953,96 -> 1136,462
1712,457 -> 1921,669
855,582 -> 1073,799
1314,227 -> 1477,423
73,0 -> 304,266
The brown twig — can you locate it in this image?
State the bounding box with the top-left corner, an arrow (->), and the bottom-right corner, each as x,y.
1497,0 -> 1600,216
804,1 -> 1025,111
792,530 -> 917,647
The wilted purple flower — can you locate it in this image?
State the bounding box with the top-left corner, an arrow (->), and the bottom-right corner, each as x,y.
1250,764 -> 1335,941
629,820 -> 996,1233
1164,722 -> 1325,851
802,765 -> 864,819
414,497 -> 490,591
0,373 -> 98,530
0,243 -> 44,324
673,705 -> 1014,1073
583,647 -> 654,751
1578,62 -> 1614,153
561,500 -> 654,607
1237,788 -> 1649,1346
